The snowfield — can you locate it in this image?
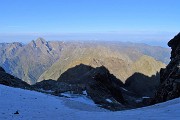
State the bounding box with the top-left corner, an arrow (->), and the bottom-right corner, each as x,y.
0,85 -> 180,120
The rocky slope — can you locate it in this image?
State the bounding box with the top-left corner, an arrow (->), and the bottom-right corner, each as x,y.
0,67 -> 31,89
153,33 -> 180,103
0,38 -> 64,84
33,64 -> 145,110
38,47 -> 166,83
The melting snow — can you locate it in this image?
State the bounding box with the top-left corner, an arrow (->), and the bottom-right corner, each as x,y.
120,87 -> 128,92
142,96 -> 150,99
83,90 -> 87,95
61,91 -> 96,106
106,99 -> 113,103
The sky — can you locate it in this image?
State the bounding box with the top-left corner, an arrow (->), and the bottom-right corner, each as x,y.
0,0 -> 179,47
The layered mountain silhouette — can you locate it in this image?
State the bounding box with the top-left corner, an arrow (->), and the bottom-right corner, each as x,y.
0,38 -> 170,84
38,42 -> 167,83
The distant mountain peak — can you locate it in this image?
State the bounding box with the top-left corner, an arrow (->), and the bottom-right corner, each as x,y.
12,42 -> 23,47
29,37 -> 47,48
35,37 -> 47,45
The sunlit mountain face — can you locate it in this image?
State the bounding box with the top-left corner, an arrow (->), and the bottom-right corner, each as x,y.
0,38 -> 170,84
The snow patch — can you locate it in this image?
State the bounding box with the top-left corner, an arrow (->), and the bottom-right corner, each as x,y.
142,96 -> 150,99
83,90 -> 87,95
121,87 -> 128,92
106,99 -> 113,103
61,91 -> 96,106
39,89 -> 54,93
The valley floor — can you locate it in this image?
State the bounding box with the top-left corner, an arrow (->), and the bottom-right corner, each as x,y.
0,85 -> 179,120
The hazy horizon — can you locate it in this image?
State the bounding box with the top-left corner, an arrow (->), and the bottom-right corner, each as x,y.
0,31 -> 176,47
0,0 -> 179,47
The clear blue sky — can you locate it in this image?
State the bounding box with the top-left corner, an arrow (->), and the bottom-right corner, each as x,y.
0,0 -> 179,46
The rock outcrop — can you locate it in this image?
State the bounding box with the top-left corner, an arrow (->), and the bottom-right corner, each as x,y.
34,64 -> 128,110
125,72 -> 160,97
59,64 -> 126,110
36,64 -> 155,110
153,33 -> 180,103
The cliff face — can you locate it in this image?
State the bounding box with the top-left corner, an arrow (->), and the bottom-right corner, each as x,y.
153,33 -> 180,103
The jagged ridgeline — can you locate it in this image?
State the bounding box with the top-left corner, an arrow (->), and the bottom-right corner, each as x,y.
0,38 -> 170,84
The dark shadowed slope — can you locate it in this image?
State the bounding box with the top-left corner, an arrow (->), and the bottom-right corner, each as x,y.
0,67 -> 31,89
153,33 -> 180,104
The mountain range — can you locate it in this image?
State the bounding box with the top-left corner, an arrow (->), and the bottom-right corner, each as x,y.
1,33 -> 180,112
0,38 -> 170,84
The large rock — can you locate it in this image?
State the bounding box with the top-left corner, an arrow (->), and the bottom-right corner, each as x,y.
56,64 -> 145,110
153,33 -> 180,103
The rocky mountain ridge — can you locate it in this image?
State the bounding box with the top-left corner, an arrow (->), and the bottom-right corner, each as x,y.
0,38 -> 64,84
0,38 -> 170,84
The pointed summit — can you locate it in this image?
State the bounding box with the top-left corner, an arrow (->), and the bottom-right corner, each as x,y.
28,37 -> 47,48
35,37 -> 46,45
